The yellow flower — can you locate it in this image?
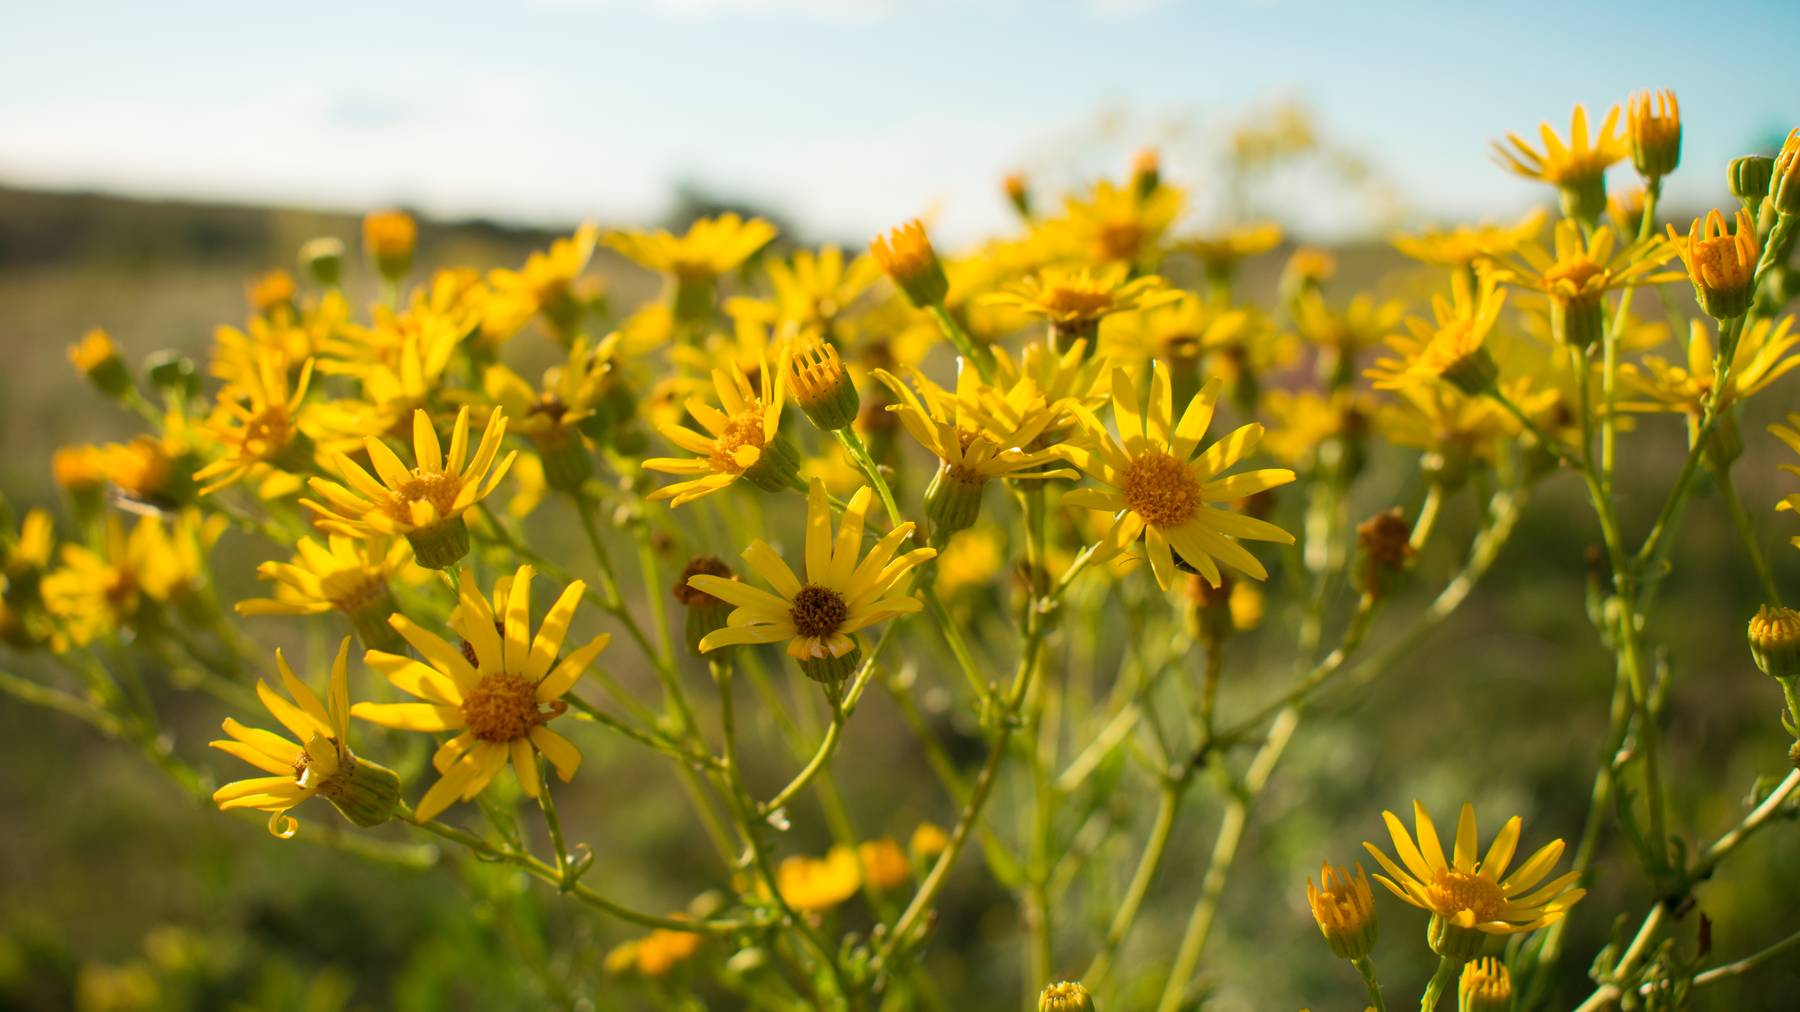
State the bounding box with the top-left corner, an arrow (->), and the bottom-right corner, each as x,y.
1100,293 -> 1257,371
1774,127 -> 1800,215
633,924 -> 702,977
483,335 -> 625,490
774,847 -> 862,912
1490,220 -> 1678,347
193,352 -> 317,495
1391,208 -> 1548,268
488,222 -> 601,340
303,407 -> 515,569
1626,89 -> 1681,179
910,822 -> 950,863
1374,385 -> 1527,487
1667,208 -> 1759,320
68,328 -> 131,399
762,245 -> 884,341
1493,104 -> 1627,222
236,535 -> 411,650
1039,981 -> 1095,1012
858,838 -> 910,891
1363,801 -> 1585,959
52,444 -> 107,494
1367,272 -> 1507,395
42,513 -> 212,646
1306,861 -> 1376,960
987,264 -> 1180,351
210,639 -> 398,837
363,209 -> 417,279
1037,178 -> 1186,267
870,219 -> 950,308
246,269 -> 297,315
1259,389 -> 1374,468
99,434 -> 181,503
1062,364 -> 1297,590
355,565 -> 609,822
606,213 -> 776,320
1620,316 -> 1799,421
687,480 -> 936,684
933,527 -> 1004,598
1459,957 -> 1513,1012
1174,222 -> 1283,276
645,349 -> 796,506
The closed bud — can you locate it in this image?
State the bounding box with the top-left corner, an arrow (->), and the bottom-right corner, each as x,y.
247,269 -> 296,315
1353,508 -> 1415,599
299,237 -> 346,287
68,329 -> 133,401
1626,89 -> 1681,179
870,220 -> 949,309
1730,155 -> 1775,208
740,432 -> 803,493
1130,147 -> 1161,201
675,556 -> 736,656
1748,604 -> 1800,680
405,515 -> 471,570
1039,981 -> 1095,1012
363,209 -> 417,282
1002,173 -> 1032,219
798,642 -> 861,707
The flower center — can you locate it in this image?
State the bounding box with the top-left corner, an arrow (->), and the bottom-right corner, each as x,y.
1692,236 -> 1751,289
386,469 -> 463,523
240,406 -> 294,457
461,672 -> 552,743
1096,222 -> 1145,262
790,584 -> 849,639
1121,451 -> 1202,527
1545,257 -> 1604,292
709,406 -> 769,474
1427,869 -> 1505,921
1042,284 -> 1116,319
321,570 -> 388,614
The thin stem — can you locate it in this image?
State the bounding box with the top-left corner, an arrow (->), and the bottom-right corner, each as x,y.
536,761 -> 570,883
1082,778 -> 1185,988
1715,459 -> 1782,605
1355,956 -> 1388,1012
1419,956 -> 1461,1012
926,304 -> 995,382
756,624 -> 894,817
836,427 -> 903,527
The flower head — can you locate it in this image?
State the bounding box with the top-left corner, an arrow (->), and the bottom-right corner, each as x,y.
210,639 -> 399,837
687,480 -> 935,684
363,210 -> 417,280
1174,222 -> 1283,276
1748,604 -> 1800,680
1772,127 -> 1800,216
193,352 -> 317,494
488,222 -> 601,340
645,348 -> 797,505
1620,316 -> 1800,419
1667,208 -> 1759,320
988,265 -> 1180,351
1493,104 -> 1628,222
69,328 -> 132,400
1391,209 -> 1547,268
1627,89 -> 1681,178
1305,861 -> 1377,960
304,407 -> 515,568
1491,220 -> 1678,347
355,565 -> 609,821
1039,178 -> 1185,267
1063,364 -> 1296,590
236,535 -> 410,650
774,847 -> 862,912
1367,272 -> 1507,395
1038,981 -> 1095,1012
1459,957 -> 1513,1012
870,219 -> 950,308
1363,801 -> 1585,959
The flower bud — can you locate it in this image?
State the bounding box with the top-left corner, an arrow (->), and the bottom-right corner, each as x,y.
1039,981 -> 1095,1012
1748,604 -> 1800,680
1353,508 -> 1415,599
797,642 -> 860,705
1458,957 -> 1512,1012
740,432 -> 803,493
1773,128 -> 1800,217
1627,89 -> 1681,179
1002,173 -> 1032,219
363,209 -> 417,283
299,237 -> 346,287
1730,155 -> 1775,209
1130,147 -> 1160,201
536,431 -> 593,493
1306,861 -> 1377,960
788,339 -> 860,431
675,556 -> 736,656
870,220 -> 949,309
247,269 -> 296,316
1441,344 -> 1500,397
68,329 -> 133,402
910,822 -> 949,865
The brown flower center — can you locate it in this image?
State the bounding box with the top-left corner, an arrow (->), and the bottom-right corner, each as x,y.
790,584 -> 848,639
1427,869 -> 1505,922
1041,284 -> 1116,320
1121,451 -> 1202,527
1095,222 -> 1145,263
461,672 -> 552,743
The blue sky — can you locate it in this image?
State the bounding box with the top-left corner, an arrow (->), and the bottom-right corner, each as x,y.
2,0 -> 1796,244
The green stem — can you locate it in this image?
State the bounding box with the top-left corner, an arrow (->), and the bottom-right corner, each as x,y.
1419,956 -> 1461,1012
1083,777 -> 1185,988
926,304 -> 995,382
1356,956 -> 1388,1012
836,427 -> 903,527
1715,459 -> 1783,605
